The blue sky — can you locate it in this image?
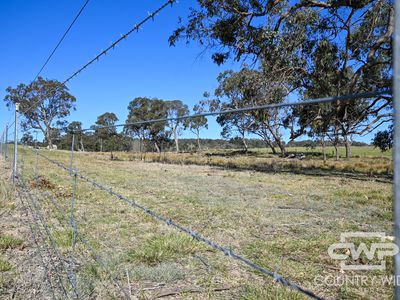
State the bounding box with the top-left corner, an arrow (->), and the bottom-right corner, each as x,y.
0,0 -> 241,140
0,0 -> 377,143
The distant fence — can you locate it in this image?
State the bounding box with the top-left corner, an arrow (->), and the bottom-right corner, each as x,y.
1,89 -> 397,299
0,0 -> 398,297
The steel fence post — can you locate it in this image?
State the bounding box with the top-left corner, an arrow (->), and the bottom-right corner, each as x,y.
394,0 -> 400,297
12,103 -> 19,183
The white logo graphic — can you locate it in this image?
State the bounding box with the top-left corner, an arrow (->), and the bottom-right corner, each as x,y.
328,232 -> 399,271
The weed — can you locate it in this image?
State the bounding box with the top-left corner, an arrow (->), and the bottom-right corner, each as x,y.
240,284 -> 305,300
0,235 -> 23,250
0,257 -> 12,272
126,233 -> 202,265
53,229 -> 73,248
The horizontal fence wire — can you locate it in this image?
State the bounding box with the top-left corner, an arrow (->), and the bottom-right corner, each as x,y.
82,90 -> 391,132
33,0 -> 91,81
18,176 -> 79,299
19,0 -> 176,118
21,173 -> 132,300
22,143 -> 132,299
35,149 -> 324,300
17,197 -> 59,300
17,181 -> 71,299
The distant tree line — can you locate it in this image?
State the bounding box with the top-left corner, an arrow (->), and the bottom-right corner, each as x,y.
5,79 -> 385,157
4,0 -> 393,158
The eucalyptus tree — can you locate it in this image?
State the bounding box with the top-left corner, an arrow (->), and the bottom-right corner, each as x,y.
125,97 -> 170,153
372,127 -> 393,153
4,76 -> 76,147
214,68 -> 288,155
170,0 -> 393,157
93,112 -> 119,152
185,99 -> 210,151
166,100 -> 189,152
67,121 -> 85,151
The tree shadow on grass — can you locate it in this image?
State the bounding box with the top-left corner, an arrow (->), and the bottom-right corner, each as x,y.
208,163 -> 392,184
160,154 -> 392,184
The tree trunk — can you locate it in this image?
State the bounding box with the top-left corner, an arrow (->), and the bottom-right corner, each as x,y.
321,137 -> 326,162
334,142 -> 339,161
80,138 -> 85,152
266,125 -> 285,157
277,141 -> 286,157
273,134 -> 286,157
344,134 -> 352,159
241,132 -> 248,152
173,126 -> 179,153
196,129 -> 201,152
100,139 -> 103,152
46,130 -> 52,148
154,142 -> 160,153
333,125 -> 340,161
259,135 -> 277,154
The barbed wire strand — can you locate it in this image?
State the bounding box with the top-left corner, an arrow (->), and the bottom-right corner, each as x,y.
33,0 -> 91,81
35,150 -> 324,300
6,0 -> 90,129
19,0 -> 176,117
83,90 -> 391,132
26,151 -> 136,299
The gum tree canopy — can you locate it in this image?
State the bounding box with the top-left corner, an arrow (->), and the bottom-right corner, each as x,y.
4,76 -> 76,147
170,0 -> 393,157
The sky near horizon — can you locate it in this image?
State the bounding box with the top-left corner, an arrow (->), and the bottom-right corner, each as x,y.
0,0 -> 378,143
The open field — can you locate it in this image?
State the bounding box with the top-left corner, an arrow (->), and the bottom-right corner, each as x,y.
1,145 -> 394,299
93,146 -> 393,179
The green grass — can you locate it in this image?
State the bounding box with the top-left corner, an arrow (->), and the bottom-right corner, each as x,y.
13,145 -> 394,299
130,262 -> 185,282
101,146 -> 393,177
0,256 -> 12,272
0,235 -> 23,250
53,229 -> 74,248
126,233 -> 203,265
240,284 -> 306,300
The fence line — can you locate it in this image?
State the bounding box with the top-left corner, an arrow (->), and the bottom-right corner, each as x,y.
83,90 -> 391,132
39,186 -> 130,299
19,177 -> 80,298
17,183 -> 71,299
18,0 -> 176,119
0,86 -> 395,299
16,189 -> 59,299
20,144 -> 132,299
33,0 -> 91,81
0,1 -> 395,298
35,149 -> 324,300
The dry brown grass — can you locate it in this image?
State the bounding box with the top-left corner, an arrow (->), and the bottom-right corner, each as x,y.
92,148 -> 393,179
11,146 -> 395,299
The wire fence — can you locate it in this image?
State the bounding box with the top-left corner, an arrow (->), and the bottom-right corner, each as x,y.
1,88 -> 396,299
0,0 -> 397,299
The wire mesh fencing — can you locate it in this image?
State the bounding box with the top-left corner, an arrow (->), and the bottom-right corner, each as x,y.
1,89 -> 396,299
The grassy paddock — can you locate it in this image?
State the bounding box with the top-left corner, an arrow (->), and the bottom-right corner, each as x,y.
89,146 -> 392,178
12,145 -> 395,299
